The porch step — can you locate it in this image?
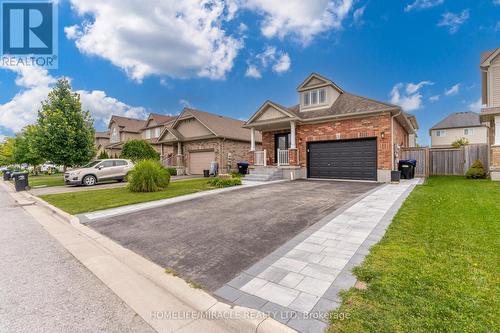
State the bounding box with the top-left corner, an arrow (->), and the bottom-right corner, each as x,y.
245,167 -> 284,181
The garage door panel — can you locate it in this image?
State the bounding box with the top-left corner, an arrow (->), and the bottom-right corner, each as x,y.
308,139 -> 377,181
189,151 -> 215,175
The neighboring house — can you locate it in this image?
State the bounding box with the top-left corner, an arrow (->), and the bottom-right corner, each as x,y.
429,112 -> 488,148
243,73 -> 419,182
479,47 -> 500,180
105,115 -> 146,157
94,131 -> 110,156
141,113 -> 176,154
156,108 -> 262,175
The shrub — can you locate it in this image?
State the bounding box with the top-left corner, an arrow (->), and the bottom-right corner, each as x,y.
165,167 -> 177,176
121,140 -> 160,162
98,150 -> 109,159
128,159 -> 170,192
451,137 -> 469,148
207,176 -> 242,188
465,159 -> 486,179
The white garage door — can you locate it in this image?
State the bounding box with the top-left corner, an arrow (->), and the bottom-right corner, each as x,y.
189,151 -> 215,175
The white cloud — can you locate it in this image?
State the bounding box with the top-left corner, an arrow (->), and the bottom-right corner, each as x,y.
495,0 -> 500,5
444,83 -> 461,96
390,81 -> 433,111
0,134 -> 7,143
429,95 -> 440,102
468,98 -> 482,112
437,10 -> 469,34
352,5 -> 366,26
243,0 -> 354,44
245,65 -> 262,79
179,99 -> 193,108
0,67 -> 147,133
66,0 -> 243,82
272,53 -> 291,73
405,0 -> 443,12
245,45 -> 291,79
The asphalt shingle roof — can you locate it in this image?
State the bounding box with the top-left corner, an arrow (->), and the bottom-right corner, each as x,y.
430,112 -> 482,130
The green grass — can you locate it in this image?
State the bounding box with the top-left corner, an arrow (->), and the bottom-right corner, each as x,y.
28,174 -> 65,188
40,178 -> 226,214
329,176 -> 500,333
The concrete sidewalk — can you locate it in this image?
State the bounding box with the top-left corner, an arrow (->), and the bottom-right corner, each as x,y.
215,178 -> 422,333
1,180 -> 294,333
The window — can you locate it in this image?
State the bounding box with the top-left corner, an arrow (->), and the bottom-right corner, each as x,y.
115,160 -> 127,166
110,126 -> 119,143
144,129 -> 151,139
464,128 -> 474,136
100,160 -> 114,168
302,89 -> 327,107
435,130 -> 446,137
154,127 -> 161,138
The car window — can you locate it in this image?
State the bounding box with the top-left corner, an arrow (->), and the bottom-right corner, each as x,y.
100,160 -> 114,168
83,160 -> 101,168
115,160 -> 128,166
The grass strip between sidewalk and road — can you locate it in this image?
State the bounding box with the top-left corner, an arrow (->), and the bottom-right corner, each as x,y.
40,178 -> 233,215
329,176 -> 499,333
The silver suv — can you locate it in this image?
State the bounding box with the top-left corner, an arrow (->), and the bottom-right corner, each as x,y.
65,159 -> 134,186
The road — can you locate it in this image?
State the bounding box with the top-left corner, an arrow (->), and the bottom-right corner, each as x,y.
0,184 -> 156,333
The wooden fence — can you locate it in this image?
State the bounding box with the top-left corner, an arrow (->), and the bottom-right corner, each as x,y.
401,144 -> 489,177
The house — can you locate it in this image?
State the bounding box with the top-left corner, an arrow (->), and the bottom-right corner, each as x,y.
156,108 -> 261,175
479,47 -> 500,180
429,112 -> 488,148
105,115 -> 146,157
243,73 -> 419,182
94,131 -> 110,156
140,113 -> 176,154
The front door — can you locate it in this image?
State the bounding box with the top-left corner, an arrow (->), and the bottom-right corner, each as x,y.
275,133 -> 291,163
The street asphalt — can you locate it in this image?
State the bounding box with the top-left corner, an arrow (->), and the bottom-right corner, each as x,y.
88,180 -> 379,292
0,185 -> 155,333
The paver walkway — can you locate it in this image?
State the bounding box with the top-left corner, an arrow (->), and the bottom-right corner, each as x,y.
215,178 -> 422,333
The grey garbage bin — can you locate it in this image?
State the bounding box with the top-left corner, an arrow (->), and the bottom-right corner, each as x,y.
12,172 -> 30,191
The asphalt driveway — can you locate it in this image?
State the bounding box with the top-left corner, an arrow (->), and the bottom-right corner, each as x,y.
88,180 -> 379,292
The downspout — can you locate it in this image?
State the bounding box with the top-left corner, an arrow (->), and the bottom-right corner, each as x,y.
391,110 -> 402,170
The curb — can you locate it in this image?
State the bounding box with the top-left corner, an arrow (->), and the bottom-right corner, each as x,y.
1,180 -> 296,333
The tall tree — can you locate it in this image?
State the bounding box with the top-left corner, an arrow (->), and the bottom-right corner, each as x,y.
0,137 -> 15,166
36,79 -> 95,170
13,125 -> 44,168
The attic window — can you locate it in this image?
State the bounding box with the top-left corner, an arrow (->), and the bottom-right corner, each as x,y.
302,88 -> 327,107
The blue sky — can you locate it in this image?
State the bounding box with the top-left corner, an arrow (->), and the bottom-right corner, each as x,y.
1,0 -> 499,145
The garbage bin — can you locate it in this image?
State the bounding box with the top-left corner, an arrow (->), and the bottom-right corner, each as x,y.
398,160 -> 417,179
12,171 -> 29,191
203,170 -> 210,178
237,162 -> 249,175
3,170 -> 12,181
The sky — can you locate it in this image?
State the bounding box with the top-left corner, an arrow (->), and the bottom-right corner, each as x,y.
1,0 -> 499,146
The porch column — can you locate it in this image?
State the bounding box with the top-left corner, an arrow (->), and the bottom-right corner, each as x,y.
495,116 -> 500,146
176,142 -> 183,166
250,127 -> 256,151
290,121 -> 296,149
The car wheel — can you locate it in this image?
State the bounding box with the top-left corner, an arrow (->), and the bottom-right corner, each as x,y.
82,175 -> 97,186
117,178 -> 124,183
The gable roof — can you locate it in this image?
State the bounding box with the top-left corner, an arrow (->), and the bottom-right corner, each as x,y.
108,115 -> 146,133
480,47 -> 500,66
430,112 -> 483,130
95,131 -> 109,139
297,72 -> 344,93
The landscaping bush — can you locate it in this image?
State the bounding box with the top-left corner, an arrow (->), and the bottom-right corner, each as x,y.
165,167 -> 177,176
207,176 -> 242,188
121,140 -> 160,162
465,159 -> 487,179
128,159 -> 170,192
451,137 -> 469,148
98,150 -> 109,159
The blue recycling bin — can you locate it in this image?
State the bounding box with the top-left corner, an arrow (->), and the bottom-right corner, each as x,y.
237,162 -> 249,175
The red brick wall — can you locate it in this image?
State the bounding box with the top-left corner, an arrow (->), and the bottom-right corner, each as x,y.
262,129 -> 290,165
393,118 -> 409,167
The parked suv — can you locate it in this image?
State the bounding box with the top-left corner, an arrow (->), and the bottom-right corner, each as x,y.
64,159 -> 134,186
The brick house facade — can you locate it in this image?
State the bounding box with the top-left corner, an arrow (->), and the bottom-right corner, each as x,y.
244,73 -> 418,182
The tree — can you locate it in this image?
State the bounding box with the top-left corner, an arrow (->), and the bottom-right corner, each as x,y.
13,125 -> 44,168
36,79 -> 95,170
121,140 -> 160,162
465,159 -> 487,179
451,137 -> 469,148
0,137 -> 15,166
98,150 -> 109,159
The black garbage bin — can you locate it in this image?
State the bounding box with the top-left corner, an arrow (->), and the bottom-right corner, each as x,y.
237,162 -> 249,175
12,172 -> 29,191
203,170 -> 210,178
398,160 -> 417,179
3,170 -> 12,181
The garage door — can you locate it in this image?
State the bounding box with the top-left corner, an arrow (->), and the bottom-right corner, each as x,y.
308,139 -> 377,181
189,151 -> 215,175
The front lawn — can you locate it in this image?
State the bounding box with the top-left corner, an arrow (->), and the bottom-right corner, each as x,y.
40,178 -> 235,214
29,174 -> 65,188
329,176 -> 500,333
